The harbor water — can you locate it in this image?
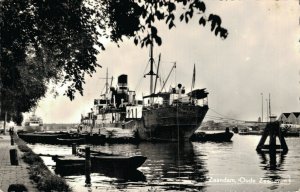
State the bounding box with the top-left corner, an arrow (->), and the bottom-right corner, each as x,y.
29,134 -> 300,192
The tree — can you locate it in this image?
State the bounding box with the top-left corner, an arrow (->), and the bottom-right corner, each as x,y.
0,0 -> 228,123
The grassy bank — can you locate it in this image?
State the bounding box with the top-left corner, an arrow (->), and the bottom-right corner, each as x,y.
14,134 -> 71,192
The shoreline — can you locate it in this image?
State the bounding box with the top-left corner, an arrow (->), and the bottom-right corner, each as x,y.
13,134 -> 72,191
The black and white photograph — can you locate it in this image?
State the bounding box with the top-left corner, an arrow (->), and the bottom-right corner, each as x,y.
0,0 -> 300,191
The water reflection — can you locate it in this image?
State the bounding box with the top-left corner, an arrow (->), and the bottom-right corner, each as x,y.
28,135 -> 300,191
55,166 -> 146,182
258,151 -> 287,171
136,142 -> 208,191
257,150 -> 288,190
30,141 -> 208,191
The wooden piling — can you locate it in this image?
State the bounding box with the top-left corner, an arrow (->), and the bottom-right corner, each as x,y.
256,121 -> 288,153
85,146 -> 91,185
72,143 -> 77,155
10,148 -> 19,166
256,125 -> 269,151
268,124 -> 277,168
10,135 -> 14,146
278,127 -> 288,152
269,123 -> 276,154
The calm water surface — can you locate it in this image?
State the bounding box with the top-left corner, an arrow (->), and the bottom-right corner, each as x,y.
29,134 -> 300,192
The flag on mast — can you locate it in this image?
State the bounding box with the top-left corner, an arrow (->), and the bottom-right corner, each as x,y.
191,64 -> 196,90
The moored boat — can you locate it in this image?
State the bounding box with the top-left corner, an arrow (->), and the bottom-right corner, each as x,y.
283,131 -> 300,137
232,127 -> 239,133
238,131 -> 262,135
56,137 -> 85,145
53,150 -> 147,180
281,124 -> 300,137
18,132 -> 70,144
138,89 -> 208,141
190,129 -> 234,142
77,148 -> 147,171
138,45 -> 209,141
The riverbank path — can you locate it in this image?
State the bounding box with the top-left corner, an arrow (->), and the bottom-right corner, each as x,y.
0,134 -> 37,192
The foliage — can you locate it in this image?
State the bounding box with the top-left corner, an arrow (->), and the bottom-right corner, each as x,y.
102,0 -> 228,46
0,0 -> 228,122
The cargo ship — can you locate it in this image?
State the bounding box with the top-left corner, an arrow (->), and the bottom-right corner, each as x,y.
82,46 -> 208,141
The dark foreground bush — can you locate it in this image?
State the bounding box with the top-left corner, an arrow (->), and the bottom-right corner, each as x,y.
23,151 -> 43,165
14,137 -> 31,152
38,175 -> 70,192
14,134 -> 72,192
8,184 -> 28,192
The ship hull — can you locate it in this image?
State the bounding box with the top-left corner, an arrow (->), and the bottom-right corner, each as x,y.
91,105 -> 208,142
137,105 -> 208,141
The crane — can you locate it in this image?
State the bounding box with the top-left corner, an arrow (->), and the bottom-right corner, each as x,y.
160,62 -> 176,92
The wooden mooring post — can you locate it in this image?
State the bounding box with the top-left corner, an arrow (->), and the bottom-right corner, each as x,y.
10,148 -> 19,166
256,121 -> 288,169
72,143 -> 77,155
256,121 -> 288,153
85,146 -> 91,186
10,135 -> 14,146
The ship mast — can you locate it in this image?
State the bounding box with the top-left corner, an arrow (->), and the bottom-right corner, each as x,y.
105,68 -> 109,96
145,40 -> 156,104
154,54 -> 161,94
99,68 -> 113,99
149,41 -> 155,95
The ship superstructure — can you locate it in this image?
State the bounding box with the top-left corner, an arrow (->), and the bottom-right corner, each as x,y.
23,110 -> 43,132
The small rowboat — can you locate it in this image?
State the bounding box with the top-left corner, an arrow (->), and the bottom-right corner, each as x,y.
77,148 -> 147,171
53,154 -> 146,180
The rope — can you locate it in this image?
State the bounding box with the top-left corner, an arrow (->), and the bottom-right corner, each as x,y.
134,60 -> 150,93
209,108 -> 246,122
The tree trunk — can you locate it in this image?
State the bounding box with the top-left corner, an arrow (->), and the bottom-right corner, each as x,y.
4,111 -> 7,134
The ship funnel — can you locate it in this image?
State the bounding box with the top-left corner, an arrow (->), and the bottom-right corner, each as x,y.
118,74 -> 128,93
118,74 -> 128,88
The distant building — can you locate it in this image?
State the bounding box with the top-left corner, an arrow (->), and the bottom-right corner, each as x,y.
278,112 -> 300,124
288,112 -> 300,124
278,113 -> 290,124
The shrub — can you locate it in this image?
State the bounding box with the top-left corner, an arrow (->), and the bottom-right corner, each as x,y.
14,135 -> 72,191
22,152 -> 43,165
38,175 -> 70,192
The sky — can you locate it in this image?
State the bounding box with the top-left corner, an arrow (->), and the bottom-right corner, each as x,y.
28,0 -> 300,123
